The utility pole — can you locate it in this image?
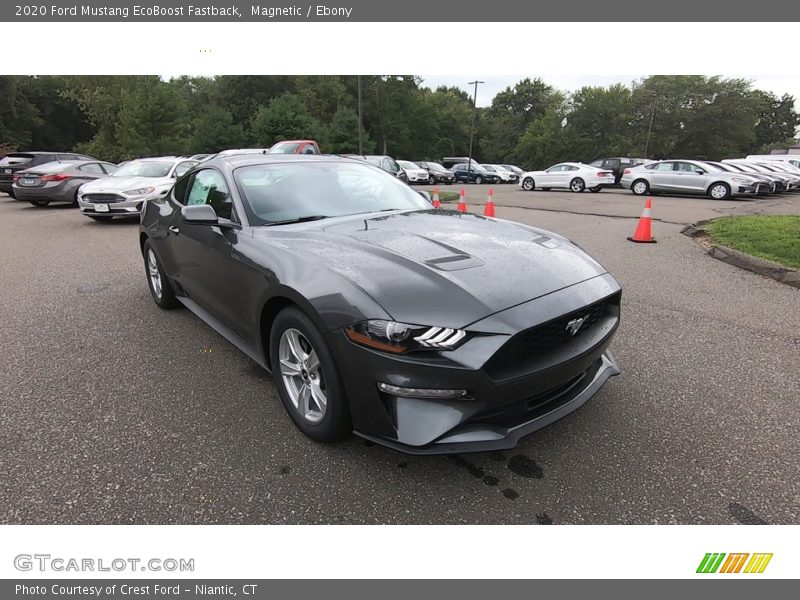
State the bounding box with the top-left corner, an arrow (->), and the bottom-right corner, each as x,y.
357,75 -> 363,155
644,94 -> 657,159
467,80 -> 484,181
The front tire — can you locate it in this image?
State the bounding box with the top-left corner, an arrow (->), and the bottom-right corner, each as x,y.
570,178 -> 585,193
428,174 -> 436,185
521,177 -> 535,191
631,179 -> 650,196
142,240 -> 180,309
30,199 -> 50,207
709,182 -> 731,200
270,307 -> 351,443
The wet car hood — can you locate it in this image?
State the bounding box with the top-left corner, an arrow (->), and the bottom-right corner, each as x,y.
254,210 -> 607,329
81,175 -> 173,193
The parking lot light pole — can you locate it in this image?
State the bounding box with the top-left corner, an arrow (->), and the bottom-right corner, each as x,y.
467,80 -> 484,181
644,94 -> 657,159
357,75 -> 363,155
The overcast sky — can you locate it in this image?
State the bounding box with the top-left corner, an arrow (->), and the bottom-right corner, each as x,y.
419,75 -> 800,108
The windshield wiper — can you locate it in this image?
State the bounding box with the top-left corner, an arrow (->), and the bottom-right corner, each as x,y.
265,215 -> 331,226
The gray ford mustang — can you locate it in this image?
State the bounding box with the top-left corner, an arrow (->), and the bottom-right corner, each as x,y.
139,154 -> 621,454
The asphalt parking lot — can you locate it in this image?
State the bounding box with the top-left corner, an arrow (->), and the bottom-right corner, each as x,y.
1,189 -> 798,525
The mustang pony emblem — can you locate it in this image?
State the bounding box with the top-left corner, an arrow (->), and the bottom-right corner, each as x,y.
566,316 -> 587,336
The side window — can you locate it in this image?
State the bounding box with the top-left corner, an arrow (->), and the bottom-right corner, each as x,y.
654,162 -> 675,172
78,163 -> 105,174
172,173 -> 192,205
385,158 -> 399,173
186,169 -> 233,221
568,166 -> 579,171
547,165 -> 564,172
677,162 -> 700,173
174,161 -> 196,178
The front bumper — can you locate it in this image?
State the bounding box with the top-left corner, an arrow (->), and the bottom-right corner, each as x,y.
330,274 -> 621,454
77,195 -> 148,217
357,351 -> 619,454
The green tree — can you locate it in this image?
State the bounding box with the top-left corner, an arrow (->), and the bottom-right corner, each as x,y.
326,107 -> 374,154
250,93 -> 326,146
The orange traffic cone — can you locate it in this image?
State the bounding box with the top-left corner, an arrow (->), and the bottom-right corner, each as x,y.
484,188 -> 496,217
457,189 -> 467,213
627,197 -> 656,243
432,187 -> 441,208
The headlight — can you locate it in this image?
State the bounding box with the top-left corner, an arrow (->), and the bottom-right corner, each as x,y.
345,320 -> 467,353
123,186 -> 156,196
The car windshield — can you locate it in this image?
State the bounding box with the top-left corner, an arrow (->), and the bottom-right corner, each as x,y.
397,160 -> 419,170
0,154 -> 35,167
483,165 -> 496,172
269,142 -> 302,154
427,162 -> 449,172
112,160 -> 174,178
27,161 -> 78,173
235,161 -> 431,225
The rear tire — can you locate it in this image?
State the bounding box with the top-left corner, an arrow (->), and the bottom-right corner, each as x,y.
474,175 -> 483,185
142,240 -> 180,310
428,175 -> 436,185
570,178 -> 585,193
270,307 -> 351,443
631,179 -> 649,196
589,186 -> 602,193
521,177 -> 535,191
30,199 -> 50,207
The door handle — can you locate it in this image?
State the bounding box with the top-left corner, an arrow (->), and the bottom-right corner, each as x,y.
168,226 -> 179,234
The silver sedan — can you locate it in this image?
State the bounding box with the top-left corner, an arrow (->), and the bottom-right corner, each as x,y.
12,160 -> 118,206
620,159 -> 764,200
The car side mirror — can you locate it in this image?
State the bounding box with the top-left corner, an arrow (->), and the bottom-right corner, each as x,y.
417,190 -> 432,203
159,189 -> 169,196
696,170 -> 705,175
181,204 -> 218,223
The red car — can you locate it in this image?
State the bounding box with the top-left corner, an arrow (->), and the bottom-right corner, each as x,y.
268,140 -> 322,155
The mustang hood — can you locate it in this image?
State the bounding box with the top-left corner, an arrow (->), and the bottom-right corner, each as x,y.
81,175 -> 172,193
257,211 -> 608,329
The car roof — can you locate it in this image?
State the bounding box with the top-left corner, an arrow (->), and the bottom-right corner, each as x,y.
205,154 -> 356,169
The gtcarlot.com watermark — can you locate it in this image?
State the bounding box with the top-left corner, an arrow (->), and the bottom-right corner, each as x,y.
14,553 -> 195,573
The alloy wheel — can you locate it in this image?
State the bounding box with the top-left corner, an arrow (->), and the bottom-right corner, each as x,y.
147,249 -> 162,299
279,328 -> 327,424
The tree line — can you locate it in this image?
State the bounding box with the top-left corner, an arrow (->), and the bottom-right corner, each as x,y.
1,75 -> 798,169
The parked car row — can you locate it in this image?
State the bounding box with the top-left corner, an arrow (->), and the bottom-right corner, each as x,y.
620,157 -> 800,200
394,158 -> 523,186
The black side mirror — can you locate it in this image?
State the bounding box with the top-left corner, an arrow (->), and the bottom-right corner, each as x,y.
181,204 -> 218,223
695,170 -> 705,175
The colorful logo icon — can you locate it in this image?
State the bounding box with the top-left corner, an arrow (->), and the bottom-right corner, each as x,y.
696,553 -> 773,574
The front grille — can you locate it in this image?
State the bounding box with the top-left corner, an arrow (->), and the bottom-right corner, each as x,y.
83,193 -> 125,203
485,291 -> 621,381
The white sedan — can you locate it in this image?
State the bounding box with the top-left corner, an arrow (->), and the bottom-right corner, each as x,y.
518,162 -> 615,193
77,156 -> 198,221
397,160 -> 431,185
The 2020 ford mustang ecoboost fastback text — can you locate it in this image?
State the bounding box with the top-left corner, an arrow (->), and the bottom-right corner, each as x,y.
140,155 -> 621,454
